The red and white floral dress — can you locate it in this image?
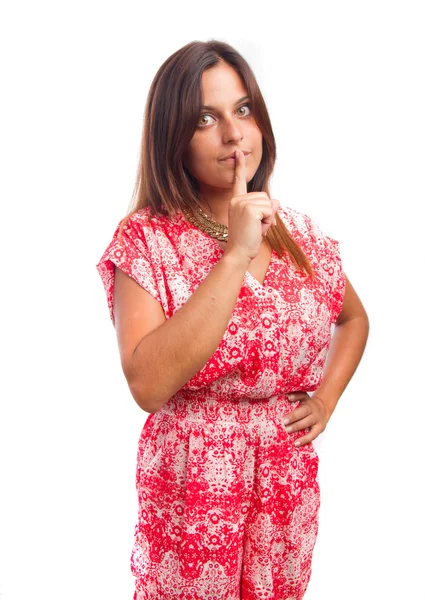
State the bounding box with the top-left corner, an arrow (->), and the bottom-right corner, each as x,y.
96,204 -> 345,600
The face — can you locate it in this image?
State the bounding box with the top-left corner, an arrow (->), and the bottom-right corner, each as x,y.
183,62 -> 263,196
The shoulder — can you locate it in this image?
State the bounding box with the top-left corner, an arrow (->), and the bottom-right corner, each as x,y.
116,206 -> 177,244
278,204 -> 333,235
276,204 -> 316,236
277,204 -> 342,261
119,206 -> 157,233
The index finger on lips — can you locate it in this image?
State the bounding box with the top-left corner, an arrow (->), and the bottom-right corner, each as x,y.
232,149 -> 247,198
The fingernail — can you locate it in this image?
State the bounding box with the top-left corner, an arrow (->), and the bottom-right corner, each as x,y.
294,441 -> 301,447
288,394 -> 295,400
283,418 -> 290,425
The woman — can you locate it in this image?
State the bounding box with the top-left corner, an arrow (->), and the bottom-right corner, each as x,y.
96,40 -> 369,600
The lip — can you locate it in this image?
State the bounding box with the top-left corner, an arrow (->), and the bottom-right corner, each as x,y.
220,150 -> 250,161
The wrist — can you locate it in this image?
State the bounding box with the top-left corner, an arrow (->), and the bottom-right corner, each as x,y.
312,392 -> 334,423
222,247 -> 251,271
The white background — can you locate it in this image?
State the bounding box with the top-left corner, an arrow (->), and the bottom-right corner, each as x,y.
1,1 -> 424,599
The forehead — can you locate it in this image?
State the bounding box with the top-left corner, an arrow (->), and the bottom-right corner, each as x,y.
201,63 -> 248,104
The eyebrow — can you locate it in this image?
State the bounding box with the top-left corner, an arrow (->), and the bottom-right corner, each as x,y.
200,95 -> 251,111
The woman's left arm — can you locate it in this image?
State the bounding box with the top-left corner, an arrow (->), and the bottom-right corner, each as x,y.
312,274 -> 370,420
285,275 -> 370,446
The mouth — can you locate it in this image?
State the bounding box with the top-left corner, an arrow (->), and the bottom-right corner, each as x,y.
220,151 -> 251,162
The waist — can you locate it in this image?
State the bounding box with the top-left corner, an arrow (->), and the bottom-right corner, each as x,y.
157,389 -> 302,426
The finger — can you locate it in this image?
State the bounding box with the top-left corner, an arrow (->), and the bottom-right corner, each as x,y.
293,426 -> 320,447
261,200 -> 274,225
260,199 -> 277,236
272,199 -> 280,225
232,149 -> 247,198
283,403 -> 311,427
287,392 -> 309,402
262,199 -> 279,226
284,414 -> 314,434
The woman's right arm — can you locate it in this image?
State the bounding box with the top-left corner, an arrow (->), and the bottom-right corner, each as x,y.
114,247 -> 251,414
114,150 -> 278,413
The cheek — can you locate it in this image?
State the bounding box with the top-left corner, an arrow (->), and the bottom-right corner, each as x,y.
191,147 -> 216,172
187,141 -> 208,165
254,138 -> 263,162
255,131 -> 263,150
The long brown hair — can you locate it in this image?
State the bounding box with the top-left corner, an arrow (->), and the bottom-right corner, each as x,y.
118,39 -> 314,278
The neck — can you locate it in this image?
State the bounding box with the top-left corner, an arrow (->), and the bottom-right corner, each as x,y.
197,187 -> 233,227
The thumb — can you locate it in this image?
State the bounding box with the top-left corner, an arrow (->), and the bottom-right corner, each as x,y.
232,149 -> 247,198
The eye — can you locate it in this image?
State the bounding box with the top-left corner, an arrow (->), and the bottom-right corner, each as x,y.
236,104 -> 251,117
198,114 -> 214,127
198,103 -> 252,127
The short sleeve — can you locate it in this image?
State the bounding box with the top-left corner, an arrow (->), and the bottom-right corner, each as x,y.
321,234 -> 346,324
303,213 -> 346,324
96,217 -> 162,327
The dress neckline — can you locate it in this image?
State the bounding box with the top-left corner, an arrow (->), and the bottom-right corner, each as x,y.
177,210 -> 276,290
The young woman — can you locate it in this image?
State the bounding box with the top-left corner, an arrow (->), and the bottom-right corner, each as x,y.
96,39 -> 369,600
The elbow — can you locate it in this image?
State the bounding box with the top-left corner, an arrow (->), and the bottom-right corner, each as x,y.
122,359 -> 162,413
128,379 -> 166,414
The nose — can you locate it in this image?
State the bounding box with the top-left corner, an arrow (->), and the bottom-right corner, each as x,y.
222,117 -> 244,143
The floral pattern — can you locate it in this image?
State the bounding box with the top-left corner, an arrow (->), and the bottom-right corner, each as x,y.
96,204 -> 346,599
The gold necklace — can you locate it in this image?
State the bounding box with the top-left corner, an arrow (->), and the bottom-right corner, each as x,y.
182,206 -> 229,242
